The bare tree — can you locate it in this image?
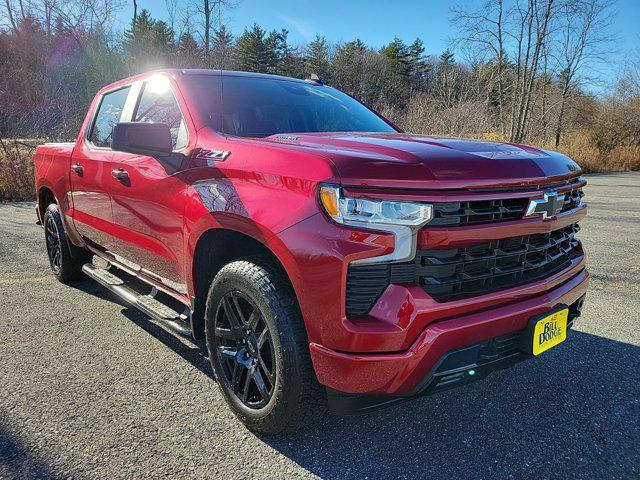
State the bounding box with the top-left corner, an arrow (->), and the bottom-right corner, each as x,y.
30,0 -> 124,34
165,0 -> 178,34
452,0 -> 508,134
2,0 -> 124,36
189,0 -> 234,52
553,0 -> 615,146
511,0 -> 557,143
626,44 -> 640,96
3,0 -> 20,32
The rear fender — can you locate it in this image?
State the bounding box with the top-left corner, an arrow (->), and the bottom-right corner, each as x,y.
34,144 -> 84,247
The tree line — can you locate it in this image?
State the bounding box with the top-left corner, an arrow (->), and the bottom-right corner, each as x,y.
0,0 -> 639,173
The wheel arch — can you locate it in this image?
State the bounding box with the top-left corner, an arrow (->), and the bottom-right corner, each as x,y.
188,226 -> 304,340
37,186 -> 57,223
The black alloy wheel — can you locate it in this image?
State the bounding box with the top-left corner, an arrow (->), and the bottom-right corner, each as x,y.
45,214 -> 62,274
205,258 -> 326,434
43,203 -> 90,282
214,291 -> 276,409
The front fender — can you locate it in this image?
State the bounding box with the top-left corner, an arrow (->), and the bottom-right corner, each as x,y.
182,177 -> 315,301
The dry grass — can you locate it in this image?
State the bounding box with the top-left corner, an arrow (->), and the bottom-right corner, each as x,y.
546,132 -> 640,174
0,139 -> 35,201
399,95 -> 491,139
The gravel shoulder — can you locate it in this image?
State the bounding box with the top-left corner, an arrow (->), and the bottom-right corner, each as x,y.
1,173 -> 639,479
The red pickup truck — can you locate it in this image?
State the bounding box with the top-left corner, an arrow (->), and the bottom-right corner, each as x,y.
34,69 -> 588,434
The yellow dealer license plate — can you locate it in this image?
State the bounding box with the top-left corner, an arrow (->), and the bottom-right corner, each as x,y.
532,308 -> 568,355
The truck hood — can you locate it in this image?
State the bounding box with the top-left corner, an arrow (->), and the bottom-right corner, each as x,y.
263,132 -> 581,190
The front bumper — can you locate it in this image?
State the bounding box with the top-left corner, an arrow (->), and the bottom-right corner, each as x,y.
326,295 -> 586,414
309,267 -> 588,402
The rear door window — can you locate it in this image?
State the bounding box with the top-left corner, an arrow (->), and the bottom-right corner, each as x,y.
89,87 -> 131,148
134,81 -> 188,150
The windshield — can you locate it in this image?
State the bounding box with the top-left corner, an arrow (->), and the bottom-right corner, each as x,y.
182,75 -> 397,137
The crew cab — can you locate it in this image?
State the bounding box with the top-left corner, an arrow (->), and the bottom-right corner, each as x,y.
34,69 -> 588,434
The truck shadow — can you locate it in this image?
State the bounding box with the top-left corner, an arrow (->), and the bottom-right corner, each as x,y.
69,278 -> 214,380
0,419 -> 65,480
122,307 -> 213,379
67,279 -> 640,479
260,329 -> 639,479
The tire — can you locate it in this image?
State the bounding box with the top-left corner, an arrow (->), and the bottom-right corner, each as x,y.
205,257 -> 326,435
43,203 -> 88,282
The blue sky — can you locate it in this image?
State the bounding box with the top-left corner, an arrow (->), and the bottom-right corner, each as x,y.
127,0 -> 640,92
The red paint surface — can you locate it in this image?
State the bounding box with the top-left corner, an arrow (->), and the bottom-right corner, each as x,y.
33,69 -> 589,395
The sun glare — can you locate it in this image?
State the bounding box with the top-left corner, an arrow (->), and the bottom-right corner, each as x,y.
146,75 -> 172,94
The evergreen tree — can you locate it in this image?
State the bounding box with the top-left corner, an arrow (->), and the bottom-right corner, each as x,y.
212,25 -> 233,51
345,38 -> 367,53
123,10 -> 173,56
305,35 -> 330,79
236,24 -> 276,73
123,9 -> 154,53
440,50 -> 455,65
380,37 -> 411,77
212,25 -> 234,68
264,28 -> 284,73
331,39 -> 371,100
408,38 -> 428,76
406,37 -> 429,90
177,32 -> 199,56
266,29 -> 302,77
123,10 -> 174,71
267,29 -> 289,63
151,20 -> 174,48
409,38 -> 425,63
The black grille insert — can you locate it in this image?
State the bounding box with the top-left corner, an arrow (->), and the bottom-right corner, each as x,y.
345,224 -> 582,315
430,188 -> 583,227
430,198 -> 526,226
418,224 -> 581,301
561,189 -> 584,213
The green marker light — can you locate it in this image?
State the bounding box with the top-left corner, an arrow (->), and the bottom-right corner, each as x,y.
468,369 -> 476,376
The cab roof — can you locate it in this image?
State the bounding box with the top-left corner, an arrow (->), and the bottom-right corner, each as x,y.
98,69 -> 309,94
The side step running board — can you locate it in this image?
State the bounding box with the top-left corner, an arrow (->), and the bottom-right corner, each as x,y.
82,263 -> 192,338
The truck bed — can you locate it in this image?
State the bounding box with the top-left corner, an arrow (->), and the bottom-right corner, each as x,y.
34,143 -> 74,178
34,142 -> 75,221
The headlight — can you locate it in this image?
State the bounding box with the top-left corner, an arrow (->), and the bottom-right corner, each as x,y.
319,185 -> 433,226
319,184 -> 433,265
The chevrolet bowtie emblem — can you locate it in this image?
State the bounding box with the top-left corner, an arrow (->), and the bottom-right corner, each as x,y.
525,192 -> 565,220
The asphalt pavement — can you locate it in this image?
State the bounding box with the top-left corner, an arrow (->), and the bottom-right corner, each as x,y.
0,172 -> 638,479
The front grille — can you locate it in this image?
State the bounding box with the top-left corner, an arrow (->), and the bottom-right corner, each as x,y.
418,224 -> 581,301
345,224 -> 582,315
562,189 -> 584,213
430,198 -> 527,226
430,188 -> 583,227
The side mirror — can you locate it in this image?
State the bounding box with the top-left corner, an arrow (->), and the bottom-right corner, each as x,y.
111,122 -> 184,173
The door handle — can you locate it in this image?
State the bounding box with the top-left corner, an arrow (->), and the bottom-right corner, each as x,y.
71,163 -> 83,175
111,168 -> 129,181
